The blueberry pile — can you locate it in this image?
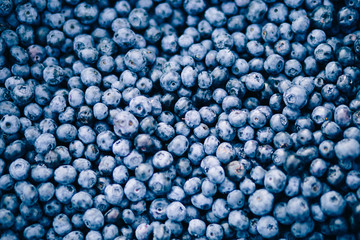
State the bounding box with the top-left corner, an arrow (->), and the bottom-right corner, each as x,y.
1,0 -> 360,239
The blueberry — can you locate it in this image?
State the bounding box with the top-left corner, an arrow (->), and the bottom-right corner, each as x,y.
159,34 -> 178,55
73,2 -> 98,24
152,223 -> 171,240
272,202 -> 293,226
148,172 -> 172,196
283,85 -> 308,110
262,23 -> 280,44
163,220 -> 184,238
291,219 -> 315,238
264,168 -> 287,193
321,121 -> 341,140
183,0 -> 206,15
16,3 -> 39,25
301,176 -> 322,198
192,123 -> 209,139
0,208 -> 14,229
82,208 -> 104,231
149,199 -> 170,223
286,196 -> 310,222
166,185 -> 185,202
284,0 -> 304,8
23,223 -> 45,240
267,3 -> 288,24
257,215 -> 279,238
245,24 -> 261,41
247,109 -> 266,129
230,59 -> 249,79
152,2 -> 172,20
318,140 -> 334,160
227,110 -> 246,129
97,156 -> 116,176
264,54 -> 284,75
0,0 -> 12,16
334,138 -> 360,164
0,193 -> 19,214
14,181 -> 39,207
97,55 -> 115,73
124,178 -> 146,202
333,105 -> 352,128
205,223 -> 224,240
222,96 -> 241,113
346,170 -> 360,190
215,49 -> 235,67
338,7 -> 359,28
246,0 -> 268,23
35,183 -> 54,203
214,120 -> 234,142
296,128 -> 313,145
227,14 -> 246,32
214,143 -> 235,165
243,72 -> 264,92
248,189 -> 274,216
0,114 -> 21,135
100,224 -> 119,240
309,204 -> 326,226
283,176 -> 301,198
188,219 -> 206,237
246,40 -> 265,57
190,192 -> 213,211
51,213 -> 72,236
309,159 -> 328,179
228,210 -> 249,231
241,140 -> 257,159
205,165 -> 224,184
53,165 -> 77,185
164,201 -> 186,223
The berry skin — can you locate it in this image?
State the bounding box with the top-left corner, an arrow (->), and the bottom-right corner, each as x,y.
0,209 -> 15,229
54,165 -> 77,185
113,111 -> 139,139
23,223 -> 45,240
257,215 -> 279,238
286,196 -> 310,222
206,223 -> 224,240
320,191 -> 346,216
246,0 -> 268,23
43,65 -> 64,85
83,208 -> 104,230
124,178 -> 146,202
124,49 -> 147,72
188,219 -> 206,237
52,213 -> 72,236
283,85 -> 308,109
301,176 -> 322,198
228,210 -> 249,231
166,201 -> 186,222
264,54 -> 284,75
264,168 -> 287,193
248,189 -> 274,216
34,133 -> 56,155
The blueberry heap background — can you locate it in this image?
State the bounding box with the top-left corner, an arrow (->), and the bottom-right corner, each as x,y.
0,0 -> 360,239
